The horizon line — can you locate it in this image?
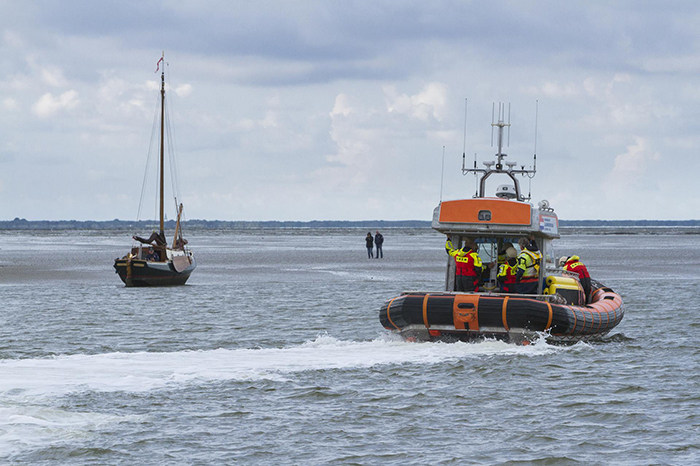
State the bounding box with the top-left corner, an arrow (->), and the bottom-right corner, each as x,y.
2,218 -> 700,224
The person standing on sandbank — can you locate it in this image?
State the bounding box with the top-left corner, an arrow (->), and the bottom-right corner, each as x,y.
365,232 -> 374,258
374,231 -> 384,259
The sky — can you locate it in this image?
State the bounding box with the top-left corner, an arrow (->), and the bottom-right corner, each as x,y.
1,0 -> 700,221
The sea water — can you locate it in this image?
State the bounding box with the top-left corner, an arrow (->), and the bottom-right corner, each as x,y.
0,228 -> 698,465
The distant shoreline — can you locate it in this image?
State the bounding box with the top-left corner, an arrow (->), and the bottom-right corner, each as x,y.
0,219 -> 431,230
1,218 -> 700,230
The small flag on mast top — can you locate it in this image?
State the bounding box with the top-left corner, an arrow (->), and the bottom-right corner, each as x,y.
155,57 -> 163,73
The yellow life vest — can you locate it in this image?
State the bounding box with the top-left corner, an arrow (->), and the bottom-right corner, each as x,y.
498,262 -> 517,280
455,251 -> 482,268
565,261 -> 584,271
517,249 -> 542,278
446,240 -> 463,257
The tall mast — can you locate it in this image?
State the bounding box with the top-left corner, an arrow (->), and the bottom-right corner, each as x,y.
159,51 -> 165,234
461,102 -> 536,200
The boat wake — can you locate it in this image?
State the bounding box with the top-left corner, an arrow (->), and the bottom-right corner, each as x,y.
0,335 -> 583,456
0,334 -> 577,400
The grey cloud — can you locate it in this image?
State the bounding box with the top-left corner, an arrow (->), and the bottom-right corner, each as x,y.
6,0 -> 697,91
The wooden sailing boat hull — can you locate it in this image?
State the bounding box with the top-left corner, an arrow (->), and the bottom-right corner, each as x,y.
379,283 -> 623,344
113,257 -> 196,287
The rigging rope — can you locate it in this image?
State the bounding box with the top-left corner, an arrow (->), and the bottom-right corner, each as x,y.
136,94 -> 161,229
164,62 -> 187,238
165,63 -> 181,202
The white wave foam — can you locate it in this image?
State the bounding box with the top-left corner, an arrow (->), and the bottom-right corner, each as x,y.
0,403 -> 142,456
0,335 -> 566,400
0,336 -> 571,457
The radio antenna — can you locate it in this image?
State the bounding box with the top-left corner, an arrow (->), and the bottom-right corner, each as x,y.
507,102 -> 511,147
462,99 -> 468,173
462,98 -> 468,159
533,99 -> 539,172
440,146 -> 446,201
490,102 -> 495,146
474,152 -> 478,197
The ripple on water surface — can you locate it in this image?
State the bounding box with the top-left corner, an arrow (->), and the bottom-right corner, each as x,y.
1,230 -> 699,465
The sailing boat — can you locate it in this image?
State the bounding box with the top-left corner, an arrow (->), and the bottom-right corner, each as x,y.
113,53 -> 196,287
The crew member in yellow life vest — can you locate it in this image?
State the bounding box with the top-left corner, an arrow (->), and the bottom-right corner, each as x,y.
446,238 -> 484,292
515,237 -> 542,294
497,247 -> 518,293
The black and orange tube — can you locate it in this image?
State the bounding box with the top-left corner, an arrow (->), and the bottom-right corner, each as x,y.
379,284 -> 623,341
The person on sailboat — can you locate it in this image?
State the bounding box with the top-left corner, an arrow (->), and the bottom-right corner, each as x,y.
173,237 -> 188,250
133,231 -> 166,246
145,247 -> 160,261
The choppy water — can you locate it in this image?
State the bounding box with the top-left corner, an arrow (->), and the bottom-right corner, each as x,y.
0,228 -> 698,465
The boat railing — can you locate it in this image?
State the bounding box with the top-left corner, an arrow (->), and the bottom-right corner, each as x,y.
400,290 -> 566,302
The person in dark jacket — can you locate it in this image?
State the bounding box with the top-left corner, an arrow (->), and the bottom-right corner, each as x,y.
374,231 -> 384,259
365,232 -> 374,258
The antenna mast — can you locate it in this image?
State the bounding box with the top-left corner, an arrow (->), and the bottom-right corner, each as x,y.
440,146 -> 446,201
461,99 -> 468,171
462,102 -> 536,200
533,99 -> 539,173
462,98 -> 468,160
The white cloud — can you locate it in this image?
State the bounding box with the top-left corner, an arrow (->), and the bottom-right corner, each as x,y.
93,76 -> 160,122
317,83 -> 450,205
330,93 -> 352,117
608,137 -> 660,185
260,110 -> 277,128
175,83 -> 192,97
6,73 -> 31,91
583,74 -> 631,100
384,82 -> 448,121
540,81 -> 579,98
318,93 -> 384,189
3,30 -> 23,48
97,77 -> 129,101
41,67 -> 67,87
31,90 -> 79,118
234,110 -> 279,131
638,55 -> 700,73
3,98 -> 18,110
